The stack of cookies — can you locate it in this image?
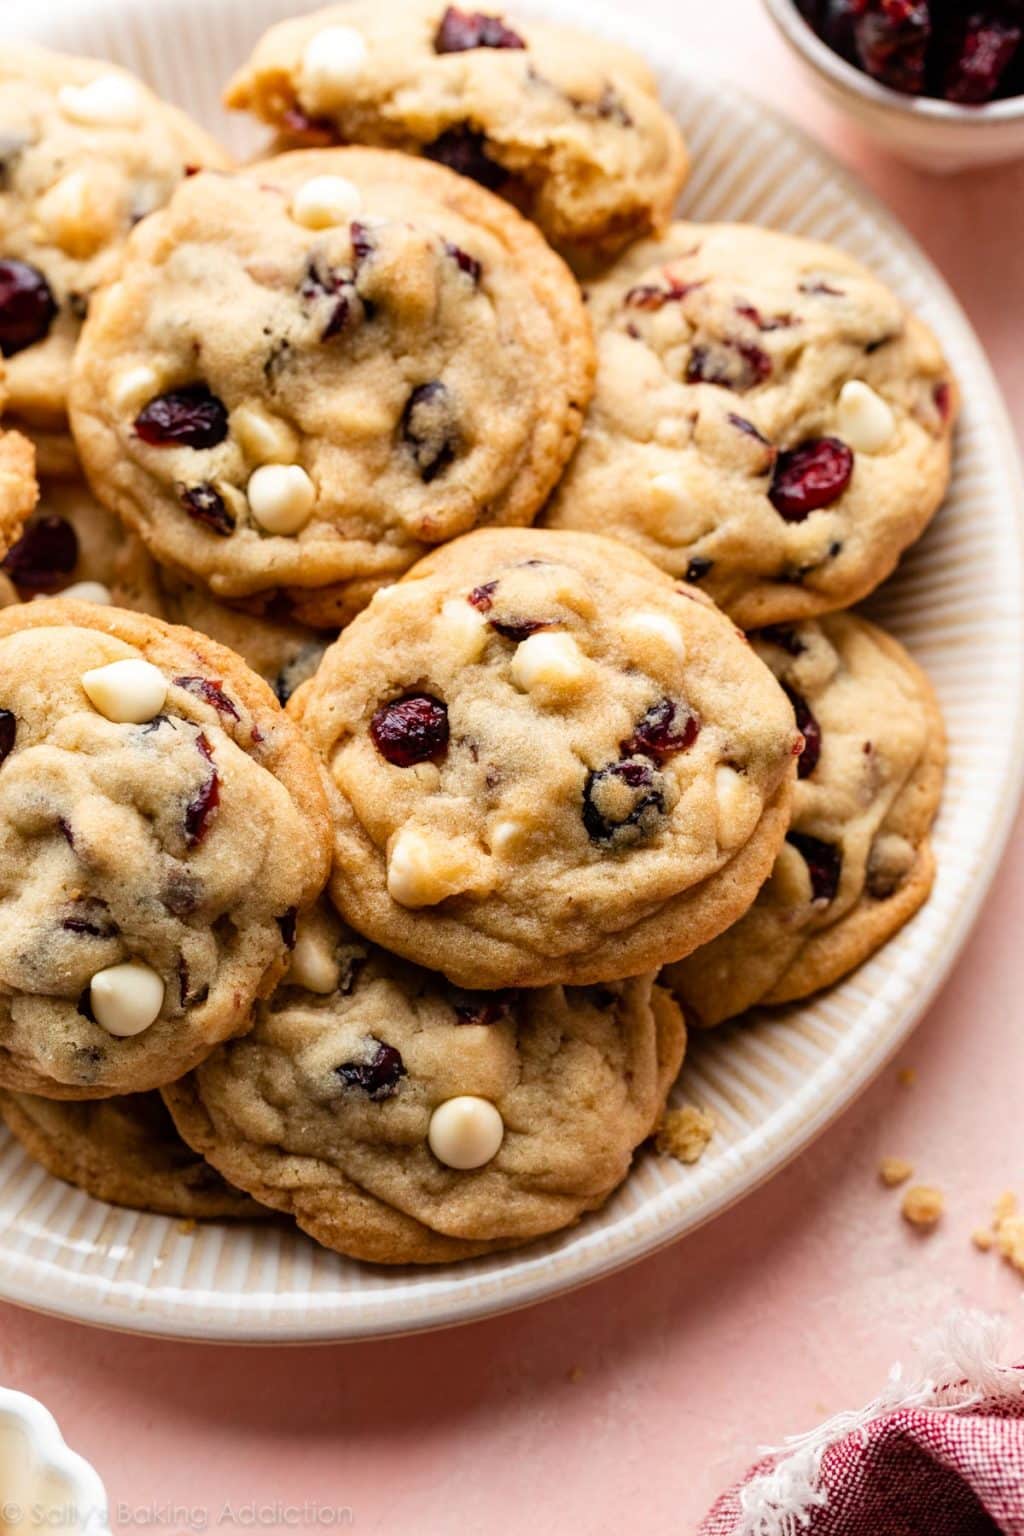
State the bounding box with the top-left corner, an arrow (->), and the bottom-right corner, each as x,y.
0,1 -> 952,1264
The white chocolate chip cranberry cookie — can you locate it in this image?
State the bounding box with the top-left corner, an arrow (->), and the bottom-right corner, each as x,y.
288,527 -> 802,989
68,148 -> 594,628
0,1088 -> 264,1219
224,0 -> 688,263
0,477 -> 330,701
665,613 -> 945,1026
163,907 -> 685,1263
0,599 -> 331,1098
0,43 -> 231,476
545,223 -> 958,626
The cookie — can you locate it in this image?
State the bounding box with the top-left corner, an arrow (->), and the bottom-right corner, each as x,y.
0,43 -> 231,476
0,599 -> 331,1098
545,223 -> 957,627
163,908 -> 685,1263
68,147 -> 594,628
664,613 -> 945,1025
0,1088 -> 264,1220
0,429 -> 37,564
0,478 -> 330,700
224,0 -> 688,262
289,527 -> 801,988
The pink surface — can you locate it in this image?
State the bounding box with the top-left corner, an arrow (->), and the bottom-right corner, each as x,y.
3,2 -> 1024,1530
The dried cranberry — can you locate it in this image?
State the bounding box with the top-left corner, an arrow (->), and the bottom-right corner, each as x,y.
854,0 -> 932,94
276,907 -> 298,949
621,699 -> 700,761
800,279 -> 846,297
450,989 -> 515,1024
735,302 -> 795,332
424,127 -> 507,191
687,339 -> 772,390
685,557 -> 713,583
184,733 -> 219,847
178,482 -> 235,536
582,758 -> 667,846
173,676 -> 240,721
62,900 -> 119,940
0,709 -> 14,765
3,515 -> 78,590
491,617 -> 548,641
769,437 -> 854,521
783,685 -> 821,778
335,1039 -> 407,1100
623,278 -> 701,311
445,242 -> 483,284
945,13 -> 1022,101
370,693 -> 450,767
350,222 -> 375,272
301,257 -> 363,340
934,380 -> 952,421
178,955 -> 210,1010
0,259 -> 57,356
136,386 -> 229,449
435,5 -> 526,50
468,580 -> 497,611
787,831 -> 842,902
400,381 -> 458,481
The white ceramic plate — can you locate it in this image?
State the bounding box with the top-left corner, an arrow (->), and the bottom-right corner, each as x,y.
0,0 -> 1021,1342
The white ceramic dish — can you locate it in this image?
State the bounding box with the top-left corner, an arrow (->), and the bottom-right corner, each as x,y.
0,0 -> 1021,1342
0,1388 -> 109,1536
762,0 -> 1024,174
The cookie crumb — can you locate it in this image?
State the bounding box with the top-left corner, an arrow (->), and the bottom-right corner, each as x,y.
901,1184 -> 944,1228
656,1105 -> 714,1164
897,1067 -> 917,1088
971,1227 -> 994,1252
994,1190 -> 1017,1223
177,1218 -> 198,1236
994,1196 -> 1024,1275
879,1156 -> 914,1187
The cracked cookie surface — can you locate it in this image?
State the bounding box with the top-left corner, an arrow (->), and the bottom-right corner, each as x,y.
545,223 -> 957,626
0,599 -> 331,1097
68,148 -> 594,628
664,613 -> 945,1025
164,909 -> 685,1263
289,527 -> 801,989
0,1088 -> 264,1219
225,0 -> 688,262
0,42 -> 230,476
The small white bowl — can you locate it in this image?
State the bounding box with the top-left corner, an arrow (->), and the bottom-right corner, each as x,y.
0,1389 -> 109,1536
762,0 -> 1024,172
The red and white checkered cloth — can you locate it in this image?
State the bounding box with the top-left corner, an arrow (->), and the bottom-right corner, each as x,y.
699,1313 -> 1024,1536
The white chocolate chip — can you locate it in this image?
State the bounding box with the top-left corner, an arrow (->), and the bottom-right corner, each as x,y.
59,581 -> 112,605
291,175 -> 362,229
81,658 -> 167,724
622,611 -> 686,662
288,927 -> 341,994
232,405 -> 298,465
836,379 -> 895,454
386,826 -> 474,909
89,961 -> 164,1037
111,364 -> 160,414
247,464 -> 316,535
509,631 -> 587,701
34,170 -> 111,258
648,471 -> 687,514
769,840 -> 813,906
301,26 -> 368,105
489,818 -> 527,857
714,764 -> 761,850
428,1096 -> 504,1170
438,599 -> 488,664
58,74 -> 142,129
